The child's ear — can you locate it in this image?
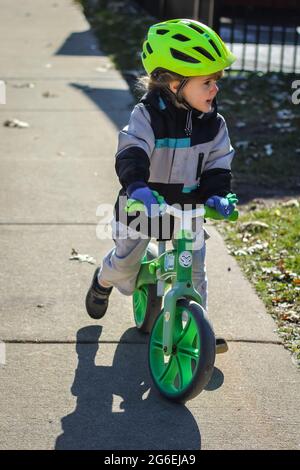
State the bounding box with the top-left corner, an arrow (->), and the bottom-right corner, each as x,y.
169,80 -> 181,94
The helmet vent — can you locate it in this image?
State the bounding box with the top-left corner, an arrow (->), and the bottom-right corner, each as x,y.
170,48 -> 200,63
156,29 -> 169,35
172,34 -> 190,42
146,42 -> 153,54
193,46 -> 215,61
142,52 -> 146,59
188,24 -> 205,34
209,39 -> 221,57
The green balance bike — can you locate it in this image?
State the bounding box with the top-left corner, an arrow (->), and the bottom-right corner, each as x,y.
126,193 -> 238,403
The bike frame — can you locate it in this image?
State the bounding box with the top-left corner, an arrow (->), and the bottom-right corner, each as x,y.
136,205 -> 205,356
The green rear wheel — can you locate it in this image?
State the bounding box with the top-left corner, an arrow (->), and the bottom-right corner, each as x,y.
133,243 -> 162,333
149,299 -> 215,402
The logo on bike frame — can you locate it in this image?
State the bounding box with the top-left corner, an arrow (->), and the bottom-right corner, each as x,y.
179,251 -> 192,268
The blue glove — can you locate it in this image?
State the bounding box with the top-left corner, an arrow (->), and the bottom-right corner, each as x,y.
127,182 -> 162,218
205,195 -> 235,218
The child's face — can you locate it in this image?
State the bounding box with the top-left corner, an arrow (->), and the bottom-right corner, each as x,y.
170,75 -> 219,113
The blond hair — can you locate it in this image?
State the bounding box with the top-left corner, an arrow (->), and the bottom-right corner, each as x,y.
135,68 -> 224,108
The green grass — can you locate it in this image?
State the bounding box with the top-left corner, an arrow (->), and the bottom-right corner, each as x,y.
217,200 -> 300,365
218,73 -> 300,189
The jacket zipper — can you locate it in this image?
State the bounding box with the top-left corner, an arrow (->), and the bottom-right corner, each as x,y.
168,111 -> 178,183
168,109 -> 193,183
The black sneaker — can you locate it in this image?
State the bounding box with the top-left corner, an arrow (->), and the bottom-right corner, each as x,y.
216,337 -> 228,354
85,267 -> 113,319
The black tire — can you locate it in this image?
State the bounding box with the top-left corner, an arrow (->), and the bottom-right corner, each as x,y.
148,299 -> 216,403
133,243 -> 162,333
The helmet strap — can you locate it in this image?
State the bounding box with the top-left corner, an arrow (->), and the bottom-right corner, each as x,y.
175,78 -> 192,110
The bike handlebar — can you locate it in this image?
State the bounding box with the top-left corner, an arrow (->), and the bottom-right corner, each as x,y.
125,198 -> 239,222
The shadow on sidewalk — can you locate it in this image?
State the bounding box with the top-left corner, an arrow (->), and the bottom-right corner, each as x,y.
55,28 -> 134,130
56,29 -> 105,56
55,326 -> 201,450
70,83 -> 133,130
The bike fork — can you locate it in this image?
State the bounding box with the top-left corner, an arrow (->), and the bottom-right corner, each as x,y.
162,235 -> 202,356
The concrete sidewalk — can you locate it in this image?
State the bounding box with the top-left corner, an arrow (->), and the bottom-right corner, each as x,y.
0,0 -> 299,450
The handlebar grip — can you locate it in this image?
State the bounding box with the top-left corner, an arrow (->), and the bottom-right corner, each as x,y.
125,198 -> 146,214
204,205 -> 239,221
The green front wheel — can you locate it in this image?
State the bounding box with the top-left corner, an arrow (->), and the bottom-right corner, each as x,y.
149,299 -> 216,402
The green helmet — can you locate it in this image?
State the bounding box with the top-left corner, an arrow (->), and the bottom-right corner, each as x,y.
142,19 -> 236,76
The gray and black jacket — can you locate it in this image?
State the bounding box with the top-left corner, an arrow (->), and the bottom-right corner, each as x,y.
114,88 -> 235,231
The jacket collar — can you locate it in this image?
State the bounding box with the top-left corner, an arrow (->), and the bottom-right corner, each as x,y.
140,88 -> 218,121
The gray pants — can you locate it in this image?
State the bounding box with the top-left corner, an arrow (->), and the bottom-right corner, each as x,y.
98,221 -> 208,311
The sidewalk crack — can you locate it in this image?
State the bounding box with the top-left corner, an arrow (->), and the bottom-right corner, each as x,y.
2,339 -> 282,345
